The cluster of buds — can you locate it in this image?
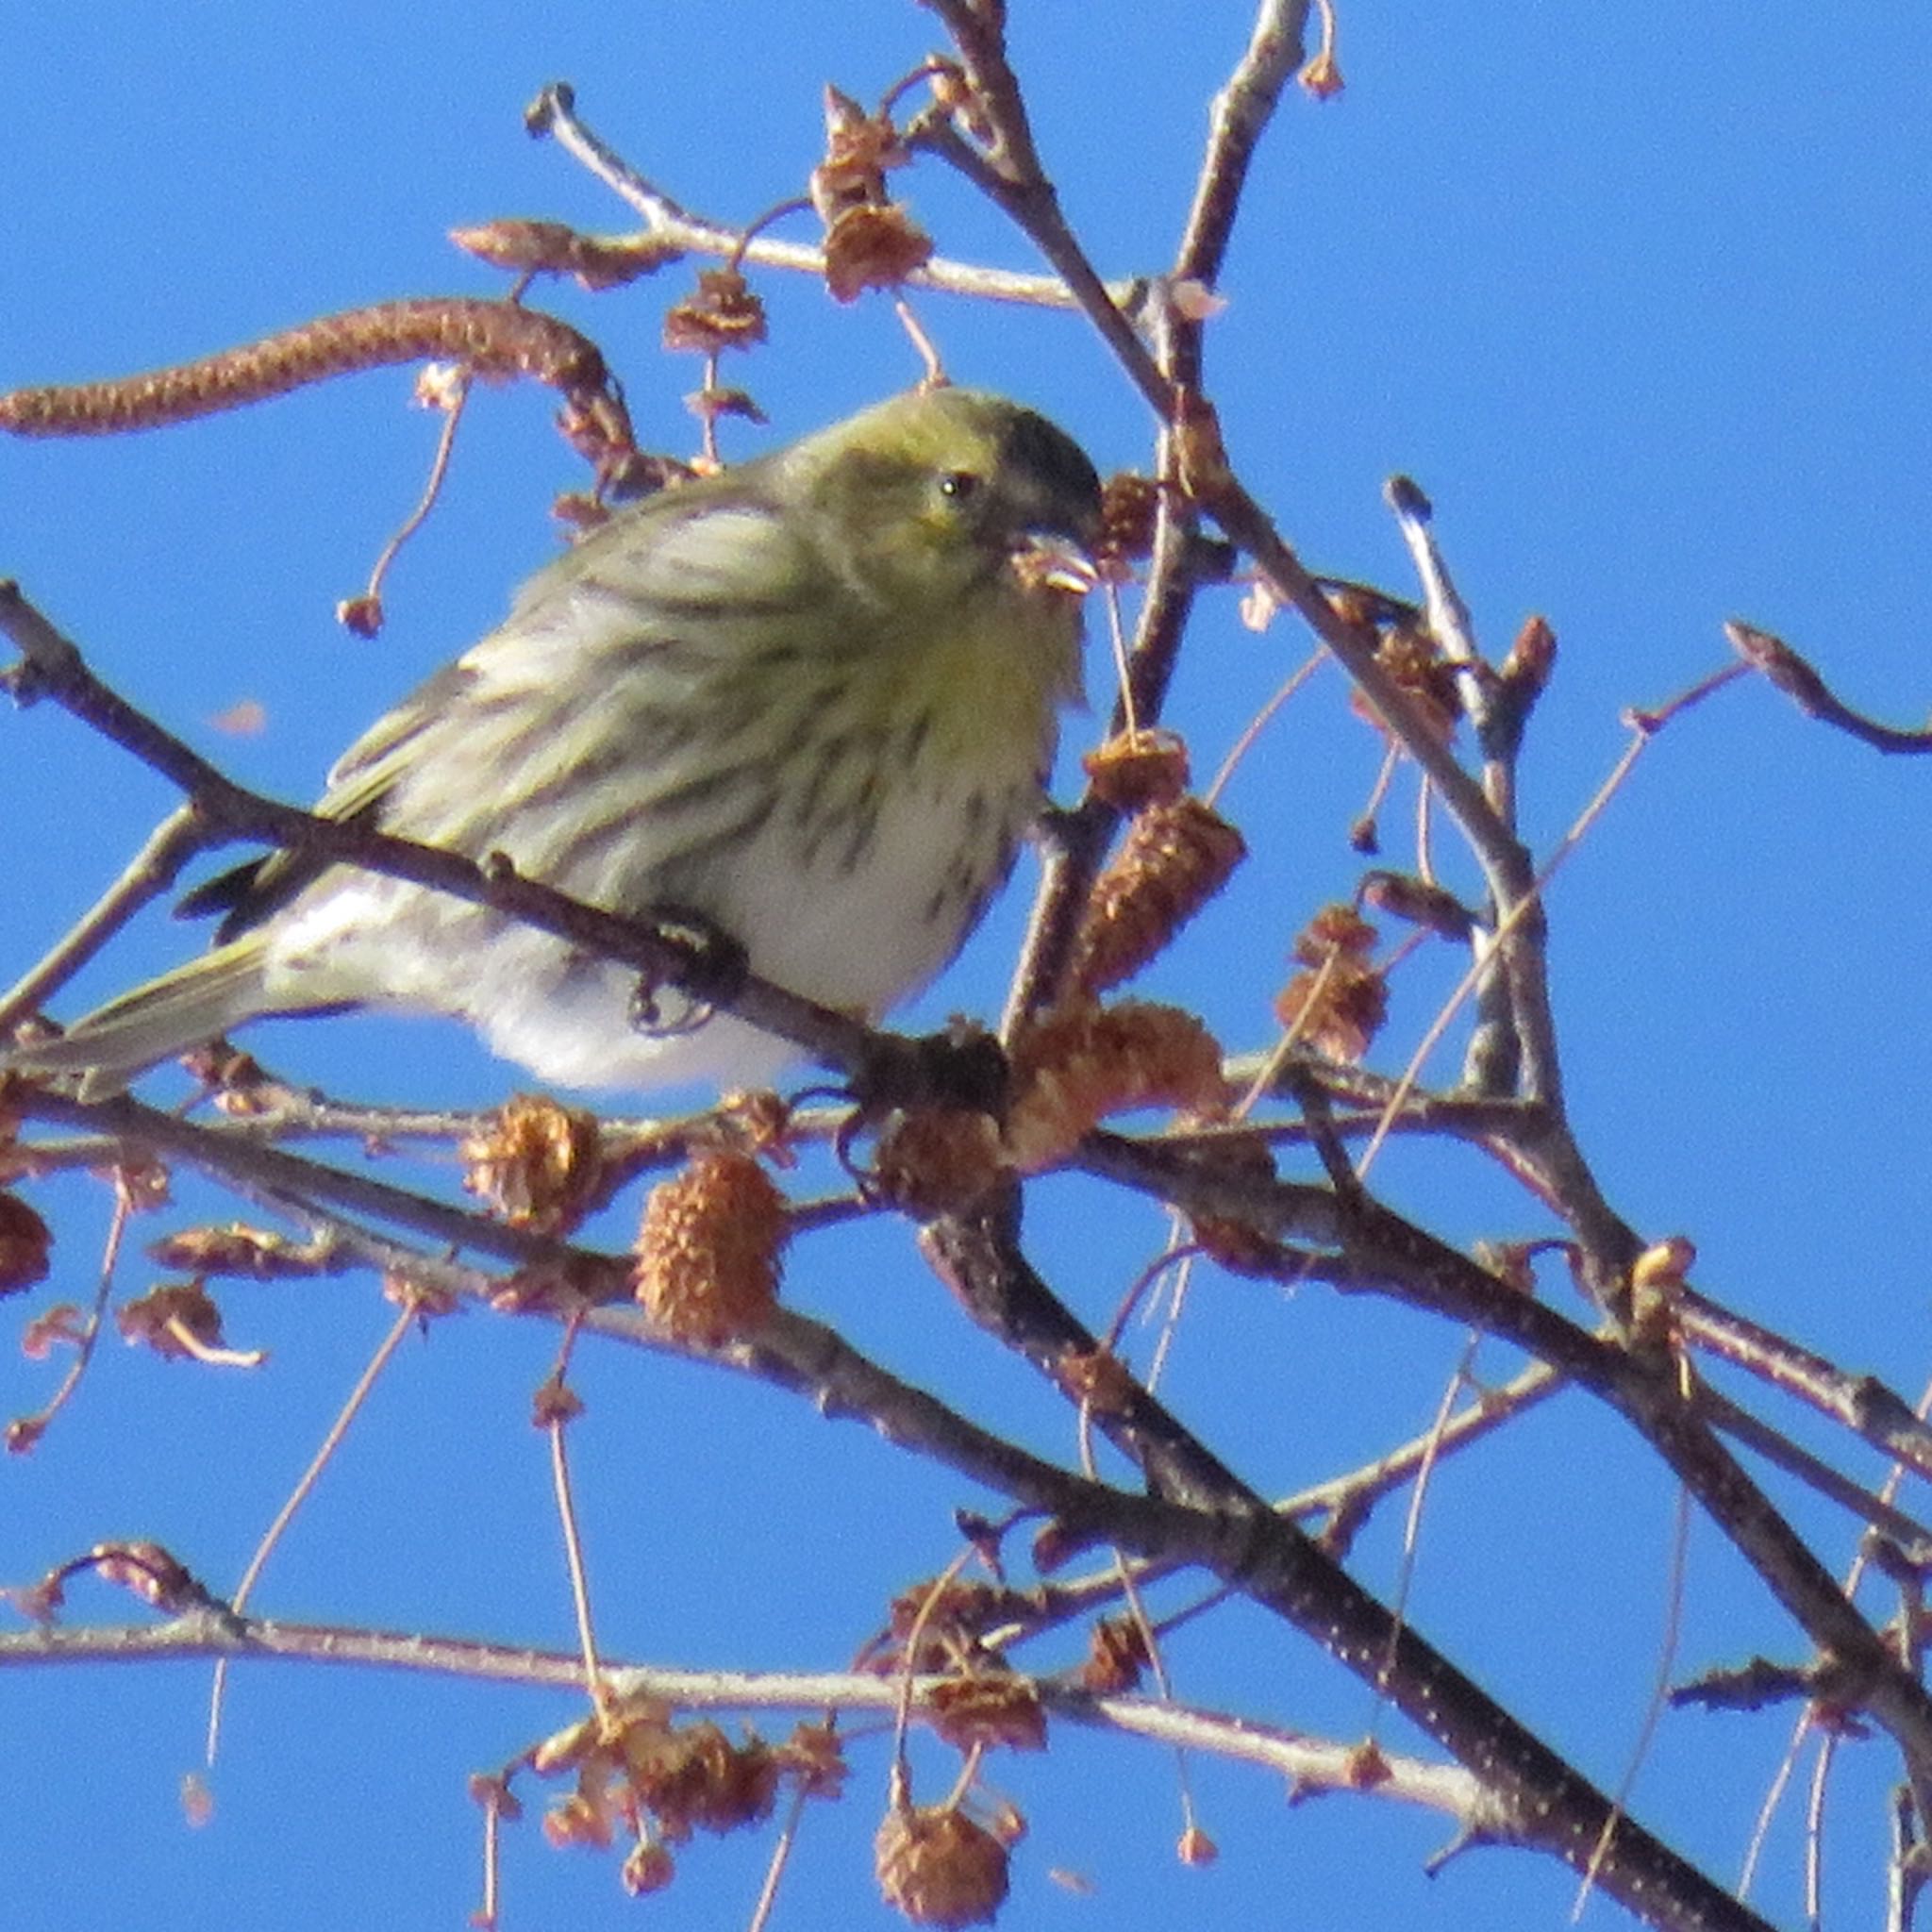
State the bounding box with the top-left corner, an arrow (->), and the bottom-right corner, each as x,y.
451,218 -> 678,292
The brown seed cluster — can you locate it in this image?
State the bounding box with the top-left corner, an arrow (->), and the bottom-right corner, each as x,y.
927,1673 -> 1049,1755
146,1223 -> 335,1281
1093,471 -> 1161,575
875,1803 -> 1010,1928
461,1093 -> 607,1236
1006,1000 -> 1230,1173
871,1107 -> 1008,1219
1080,727 -> 1190,812
1274,905 -> 1388,1062
0,297 -> 625,439
812,87 -> 934,302
114,1281 -> 228,1361
873,997 -> 1233,1208
662,267 -> 771,356
1081,1614 -> 1151,1693
823,204 -> 937,303
0,1192 -> 52,1298
881,1578 -> 1023,1672
525,1701 -> 845,1904
632,1150 -> 787,1345
1069,795 -> 1247,996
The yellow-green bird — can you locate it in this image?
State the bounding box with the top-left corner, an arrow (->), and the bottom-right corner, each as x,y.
16,387 -> 1102,1096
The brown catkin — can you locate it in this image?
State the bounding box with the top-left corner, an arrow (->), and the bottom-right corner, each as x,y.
633,1150 -> 786,1345
1069,797 -> 1247,994
0,298 -> 620,437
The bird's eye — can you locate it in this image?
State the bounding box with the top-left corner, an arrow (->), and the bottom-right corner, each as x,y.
937,469 -> 983,503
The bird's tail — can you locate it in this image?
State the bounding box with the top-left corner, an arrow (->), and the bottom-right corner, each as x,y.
7,934 -> 280,1099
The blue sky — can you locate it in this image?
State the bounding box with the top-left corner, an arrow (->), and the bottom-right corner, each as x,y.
5,5 -> 1930,1928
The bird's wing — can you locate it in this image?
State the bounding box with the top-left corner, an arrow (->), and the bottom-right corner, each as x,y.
173,658 -> 471,938
176,480 -> 824,941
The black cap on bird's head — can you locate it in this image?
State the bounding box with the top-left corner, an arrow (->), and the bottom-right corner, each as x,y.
989,398 -> 1104,530
986,400 -> 1105,601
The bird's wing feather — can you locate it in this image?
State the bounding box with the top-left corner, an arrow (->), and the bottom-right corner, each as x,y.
177,487 -> 822,941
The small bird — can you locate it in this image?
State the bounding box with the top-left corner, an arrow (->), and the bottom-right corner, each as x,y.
13,387 -> 1102,1097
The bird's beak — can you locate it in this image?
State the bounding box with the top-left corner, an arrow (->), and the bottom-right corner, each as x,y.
1008,529 -> 1100,599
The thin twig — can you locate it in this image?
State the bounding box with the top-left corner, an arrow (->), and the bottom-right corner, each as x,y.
541,1322 -> 605,1700
205,1293 -> 422,1765
1680,1287 -> 1932,1484
1693,1384 -> 1932,1550
1166,0 -> 1313,392
14,1085 -> 594,1269
526,81 -> 1151,318
1727,619 -> 1932,755
0,804 -> 207,1036
1074,1124 -> 1932,1778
